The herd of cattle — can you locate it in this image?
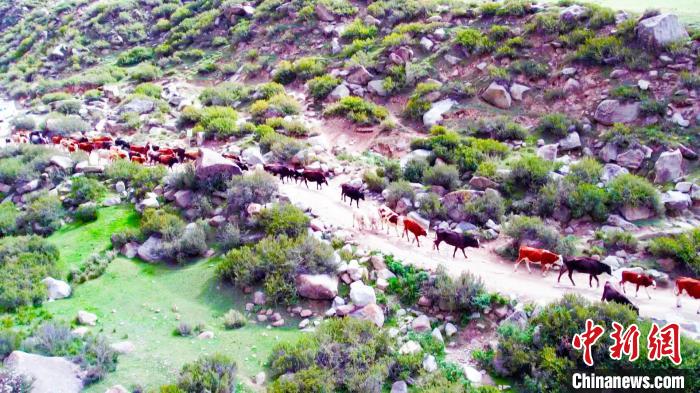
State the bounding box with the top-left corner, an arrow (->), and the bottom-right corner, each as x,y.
8,130 -> 700,316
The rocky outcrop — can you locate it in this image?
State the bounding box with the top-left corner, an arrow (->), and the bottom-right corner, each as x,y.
661,191 -> 691,212
195,148 -> 242,181
295,274 -> 338,300
4,351 -> 83,393
349,281 -> 376,307
654,149 -> 684,184
620,205 -> 655,221
423,99 -> 455,127
594,99 -> 639,126
346,66 -> 373,85
481,82 -> 511,109
442,190 -> 475,222
601,164 -> 628,184
350,303 -> 384,327
636,14 -> 689,48
616,149 -> 645,169
137,236 -> 164,263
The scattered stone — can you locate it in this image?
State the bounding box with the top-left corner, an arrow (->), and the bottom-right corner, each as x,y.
77,310 -> 97,326
367,80 -> 387,96
42,277 -> 71,300
315,3 -> 335,21
330,84 -> 350,100
195,148 -> 242,181
110,341 -> 135,354
296,274 -> 338,300
137,236 -> 163,263
423,99 -> 456,127
560,5 -> 588,22
463,365 -> 483,385
445,322 -> 458,337
346,66 -> 373,85
349,281 -> 376,306
537,144 -> 558,161
391,381 -> 408,393
636,13 -> 689,49
399,340 -> 421,355
253,291 -> 266,305
481,82 -> 512,109
105,385 -> 129,393
620,205 -> 655,221
601,163 -> 629,184
616,149 -> 645,169
509,83 -> 530,101
423,354 -> 438,372
672,112 -> 689,127
411,314 -> 431,332
351,303 -> 385,327
594,99 -> 640,126
558,132 -> 581,150
198,331 -> 214,339
654,149 -> 684,183
661,191 -> 691,211
563,78 -> 581,93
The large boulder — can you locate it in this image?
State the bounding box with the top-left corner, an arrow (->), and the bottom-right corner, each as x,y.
173,190 -> 193,209
481,82 -> 511,109
3,351 -> 83,393
601,164 -> 629,184
594,99 -> 639,126
349,281 -> 376,306
620,205 -> 655,221
442,190 -> 475,222
636,14 -> 689,48
50,155 -> 74,171
137,236 -> 164,263
560,5 -> 588,22
119,98 -> 154,115
295,274 -> 338,300
654,149 -> 684,184
195,148 -> 242,181
558,132 -> 581,150
350,303 -> 385,327
346,66 -> 373,85
411,314 -> 431,332
241,146 -> 265,166
661,191 -> 691,212
423,99 -> 456,127
41,277 -> 71,300
616,149 -> 645,169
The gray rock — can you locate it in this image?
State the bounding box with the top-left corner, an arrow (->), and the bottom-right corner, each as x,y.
173,190 -> 193,209
423,99 -> 456,127
77,310 -> 97,326
50,156 -> 74,170
412,314 -> 431,332
367,80 -> 387,96
563,78 -> 581,93
599,143 -> 619,162
296,274 -> 338,300
636,13 -> 689,48
41,277 -> 71,300
607,214 -> 637,231
103,196 -> 121,207
110,341 -> 135,354
17,179 -> 40,194
420,37 -> 434,51
391,381 -> 408,393
616,149 -> 645,169
4,351 -> 83,393
594,99 -> 640,126
329,84 -> 350,100
558,132 -> 581,150
253,291 -> 266,305
560,5 -> 588,22
481,82 -> 512,109
601,163 -> 629,184
654,149 -> 684,183
423,354 -> 438,372
444,54 -> 461,65
315,3 -> 335,21
346,66 -> 373,85
349,281 -> 376,306
463,365 -> 483,385
509,83 -> 530,101
672,112 -> 689,127
400,149 -> 432,169
350,303 -> 384,327
242,146 -> 265,166
661,191 -> 691,211
469,176 -> 498,190
537,144 -> 558,161
620,205 -> 655,221
120,98 -> 154,115
137,236 -> 164,263
445,322 -> 457,337
195,148 -> 242,181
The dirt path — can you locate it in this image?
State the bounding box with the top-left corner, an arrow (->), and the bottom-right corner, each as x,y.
280,174 -> 700,338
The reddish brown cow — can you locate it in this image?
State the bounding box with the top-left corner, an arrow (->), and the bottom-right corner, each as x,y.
619,271 -> 656,299
675,277 -> 700,313
402,218 -> 427,247
130,143 -> 150,155
158,154 -> 178,167
513,245 -> 563,276
130,154 -> 146,164
78,142 -> 93,153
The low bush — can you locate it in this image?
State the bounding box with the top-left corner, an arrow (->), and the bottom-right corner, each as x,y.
507,155 -> 554,190
128,63 -> 162,82
225,170 -> 278,216
606,174 -> 662,214
422,164 -> 460,191
464,191 -> 505,224
19,193 -> 65,235
69,176 -> 106,205
508,60 -> 548,79
75,203 -> 99,223
610,85 -> 645,101
11,115 -> 35,131
403,158 -> 429,183
594,230 -> 638,252
222,309 -> 247,329
0,201 -> 19,236
426,266 -> 487,314
258,203 -> 310,238
567,157 -> 602,184
503,215 -> 575,257
384,181 -> 415,208
177,354 -> 237,393
105,160 -> 166,198
418,192 -> 446,220
342,18 -> 378,40
536,113 -> 576,137
404,82 -> 441,120
68,250 -> 117,283
199,82 -> 250,107
648,229 -> 700,274
307,74 -> 341,100
140,208 -> 185,240
116,46 -> 154,66
573,36 -> 624,65
217,235 -> 337,304
454,28 -> 494,54
568,183 -> 609,222
324,96 -> 389,125
386,254 -> 429,305
43,114 -> 90,135
0,236 -> 59,312
216,223 -> 241,253
363,170 -> 388,193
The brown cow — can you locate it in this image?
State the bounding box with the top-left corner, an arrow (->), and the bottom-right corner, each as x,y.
402,217 -> 427,247
676,277 -> 700,313
513,245 -> 563,276
378,205 -> 401,236
619,270 -> 656,299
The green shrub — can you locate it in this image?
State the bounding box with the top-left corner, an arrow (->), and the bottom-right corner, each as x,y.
422,165 -> 460,190
607,174 -> 661,213
105,160 -> 166,198
567,157 -> 602,184
454,28 -> 494,54
403,158 -> 429,183
0,236 -> 59,311
536,113 -> 575,137
44,115 -> 90,135
177,354 -> 237,393
217,235 -> 336,304
385,180 -> 415,208
560,28 -> 594,48
640,99 -> 667,117
508,155 -> 553,189
573,36 -> 624,65
133,83 -> 162,99
648,229 -> 700,274
307,74 -> 340,100
75,203 -> 99,223
385,255 -> 428,306
11,116 -> 35,131
41,92 -> 72,104
464,191 -> 505,224
363,170 -> 388,193
595,229 -> 638,252
199,82 -> 250,107
129,63 -> 162,82
427,265 -> 486,314
680,71 -> 700,89
324,96 -> 388,125
568,183 -> 609,222
610,85 -> 645,101
20,193 -> 65,235
140,208 -> 185,240
418,192 -> 446,220
258,203 -> 310,238
404,82 -> 440,120
54,100 -> 81,115
0,201 -> 19,236
503,215 -> 575,256
342,18 -> 378,40
222,309 -> 247,329
116,46 -> 153,66
69,176 -> 106,205
225,170 -> 278,216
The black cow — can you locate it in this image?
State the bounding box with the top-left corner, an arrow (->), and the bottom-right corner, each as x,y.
602,281 -> 639,314
301,169 -> 328,189
557,256 -> 612,288
264,163 -> 294,183
341,183 -> 364,207
433,227 -> 480,258
115,138 -> 130,150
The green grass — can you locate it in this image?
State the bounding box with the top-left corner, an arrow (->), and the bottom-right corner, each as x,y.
47,205 -> 139,275
43,207 -> 304,391
540,0 -> 700,28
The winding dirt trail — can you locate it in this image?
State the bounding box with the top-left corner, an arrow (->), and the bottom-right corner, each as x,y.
280,173 -> 700,338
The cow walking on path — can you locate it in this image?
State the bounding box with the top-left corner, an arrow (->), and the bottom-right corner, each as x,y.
513,245 -> 563,276
602,281 -> 639,314
433,228 -> 479,259
619,271 -> 656,299
675,277 -> 700,313
557,257 -> 612,288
